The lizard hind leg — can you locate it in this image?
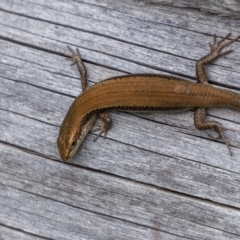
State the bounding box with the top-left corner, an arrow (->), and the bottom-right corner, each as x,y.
196,33 -> 240,84
209,33 -> 240,57
194,108 -> 232,156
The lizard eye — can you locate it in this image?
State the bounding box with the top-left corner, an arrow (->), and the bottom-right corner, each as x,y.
71,140 -> 77,149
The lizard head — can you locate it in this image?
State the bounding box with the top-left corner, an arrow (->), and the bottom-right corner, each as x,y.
57,115 -> 96,161
57,127 -> 81,161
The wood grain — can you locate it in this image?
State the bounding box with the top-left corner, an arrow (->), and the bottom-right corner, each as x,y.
146,0 -> 240,18
1,0 -> 240,239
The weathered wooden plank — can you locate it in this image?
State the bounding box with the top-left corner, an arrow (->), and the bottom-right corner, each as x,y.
1,0 -> 240,239
145,0 -> 240,18
1,105 -> 240,211
0,225 -> 48,240
1,143 -> 240,239
1,0 -> 240,84
0,2 -> 240,208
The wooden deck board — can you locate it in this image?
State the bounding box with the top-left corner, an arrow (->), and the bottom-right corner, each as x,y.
1,0 -> 240,239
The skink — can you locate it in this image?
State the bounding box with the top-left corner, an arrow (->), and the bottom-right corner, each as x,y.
57,33 -> 240,161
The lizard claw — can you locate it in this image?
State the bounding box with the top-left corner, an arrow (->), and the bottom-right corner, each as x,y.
92,113 -> 112,141
65,46 -> 82,65
208,133 -> 221,141
92,126 -> 108,141
209,33 -> 240,57
208,125 -> 233,156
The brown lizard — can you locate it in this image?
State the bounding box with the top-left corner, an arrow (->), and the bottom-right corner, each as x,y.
57,33 -> 240,161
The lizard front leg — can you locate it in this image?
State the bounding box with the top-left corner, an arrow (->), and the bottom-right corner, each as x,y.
66,46 -> 88,92
65,47 -> 112,140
